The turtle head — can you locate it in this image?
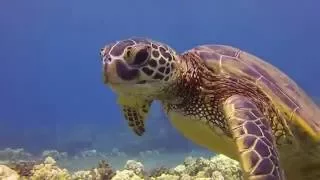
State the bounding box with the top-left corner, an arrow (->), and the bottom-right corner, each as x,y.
100,38 -> 180,98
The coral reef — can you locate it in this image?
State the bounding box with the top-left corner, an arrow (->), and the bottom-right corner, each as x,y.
111,160 -> 144,180
30,156 -> 70,179
144,154 -> 242,180
94,160 -> 116,180
0,154 -> 242,180
124,160 -> 145,177
70,159 -> 115,180
0,148 -> 33,162
110,148 -> 127,157
148,166 -> 171,178
172,154 -> 242,179
42,150 -> 68,160
139,150 -> 160,158
112,154 -> 242,180
78,149 -> 98,158
8,160 -> 37,177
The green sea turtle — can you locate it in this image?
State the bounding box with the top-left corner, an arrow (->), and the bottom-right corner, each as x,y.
100,37 -> 320,180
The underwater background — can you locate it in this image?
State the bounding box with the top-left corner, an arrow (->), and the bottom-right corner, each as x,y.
1,0 -> 320,175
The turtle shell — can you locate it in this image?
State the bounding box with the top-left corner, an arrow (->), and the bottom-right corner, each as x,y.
186,45 -> 320,140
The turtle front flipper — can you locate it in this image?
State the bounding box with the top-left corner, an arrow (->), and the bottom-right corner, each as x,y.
117,95 -> 152,136
224,95 -> 285,180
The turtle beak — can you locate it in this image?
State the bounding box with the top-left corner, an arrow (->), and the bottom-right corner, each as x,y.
103,74 -> 108,84
103,63 -> 109,84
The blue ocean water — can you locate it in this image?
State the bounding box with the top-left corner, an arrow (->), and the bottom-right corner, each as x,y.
0,0 -> 320,170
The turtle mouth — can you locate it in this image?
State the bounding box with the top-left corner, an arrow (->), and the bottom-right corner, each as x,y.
137,80 -> 147,84
107,79 -> 168,99
108,82 -> 154,96
107,80 -> 157,86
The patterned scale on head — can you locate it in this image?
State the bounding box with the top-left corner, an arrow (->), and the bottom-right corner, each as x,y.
100,38 -> 179,97
100,37 -> 184,136
100,37 -> 320,180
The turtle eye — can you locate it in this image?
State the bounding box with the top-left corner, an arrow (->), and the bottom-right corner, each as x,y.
124,46 -> 150,65
123,47 -> 134,62
100,48 -> 105,57
132,48 -> 150,65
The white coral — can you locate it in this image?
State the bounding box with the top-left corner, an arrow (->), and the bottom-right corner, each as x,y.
71,170 -> 93,180
173,154 -> 242,180
31,156 -> 70,180
153,174 -> 180,180
209,154 -> 242,180
173,164 -> 186,174
124,160 -> 144,176
111,169 -> 142,180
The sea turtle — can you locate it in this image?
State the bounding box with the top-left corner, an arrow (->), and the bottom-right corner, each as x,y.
100,37 -> 320,180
